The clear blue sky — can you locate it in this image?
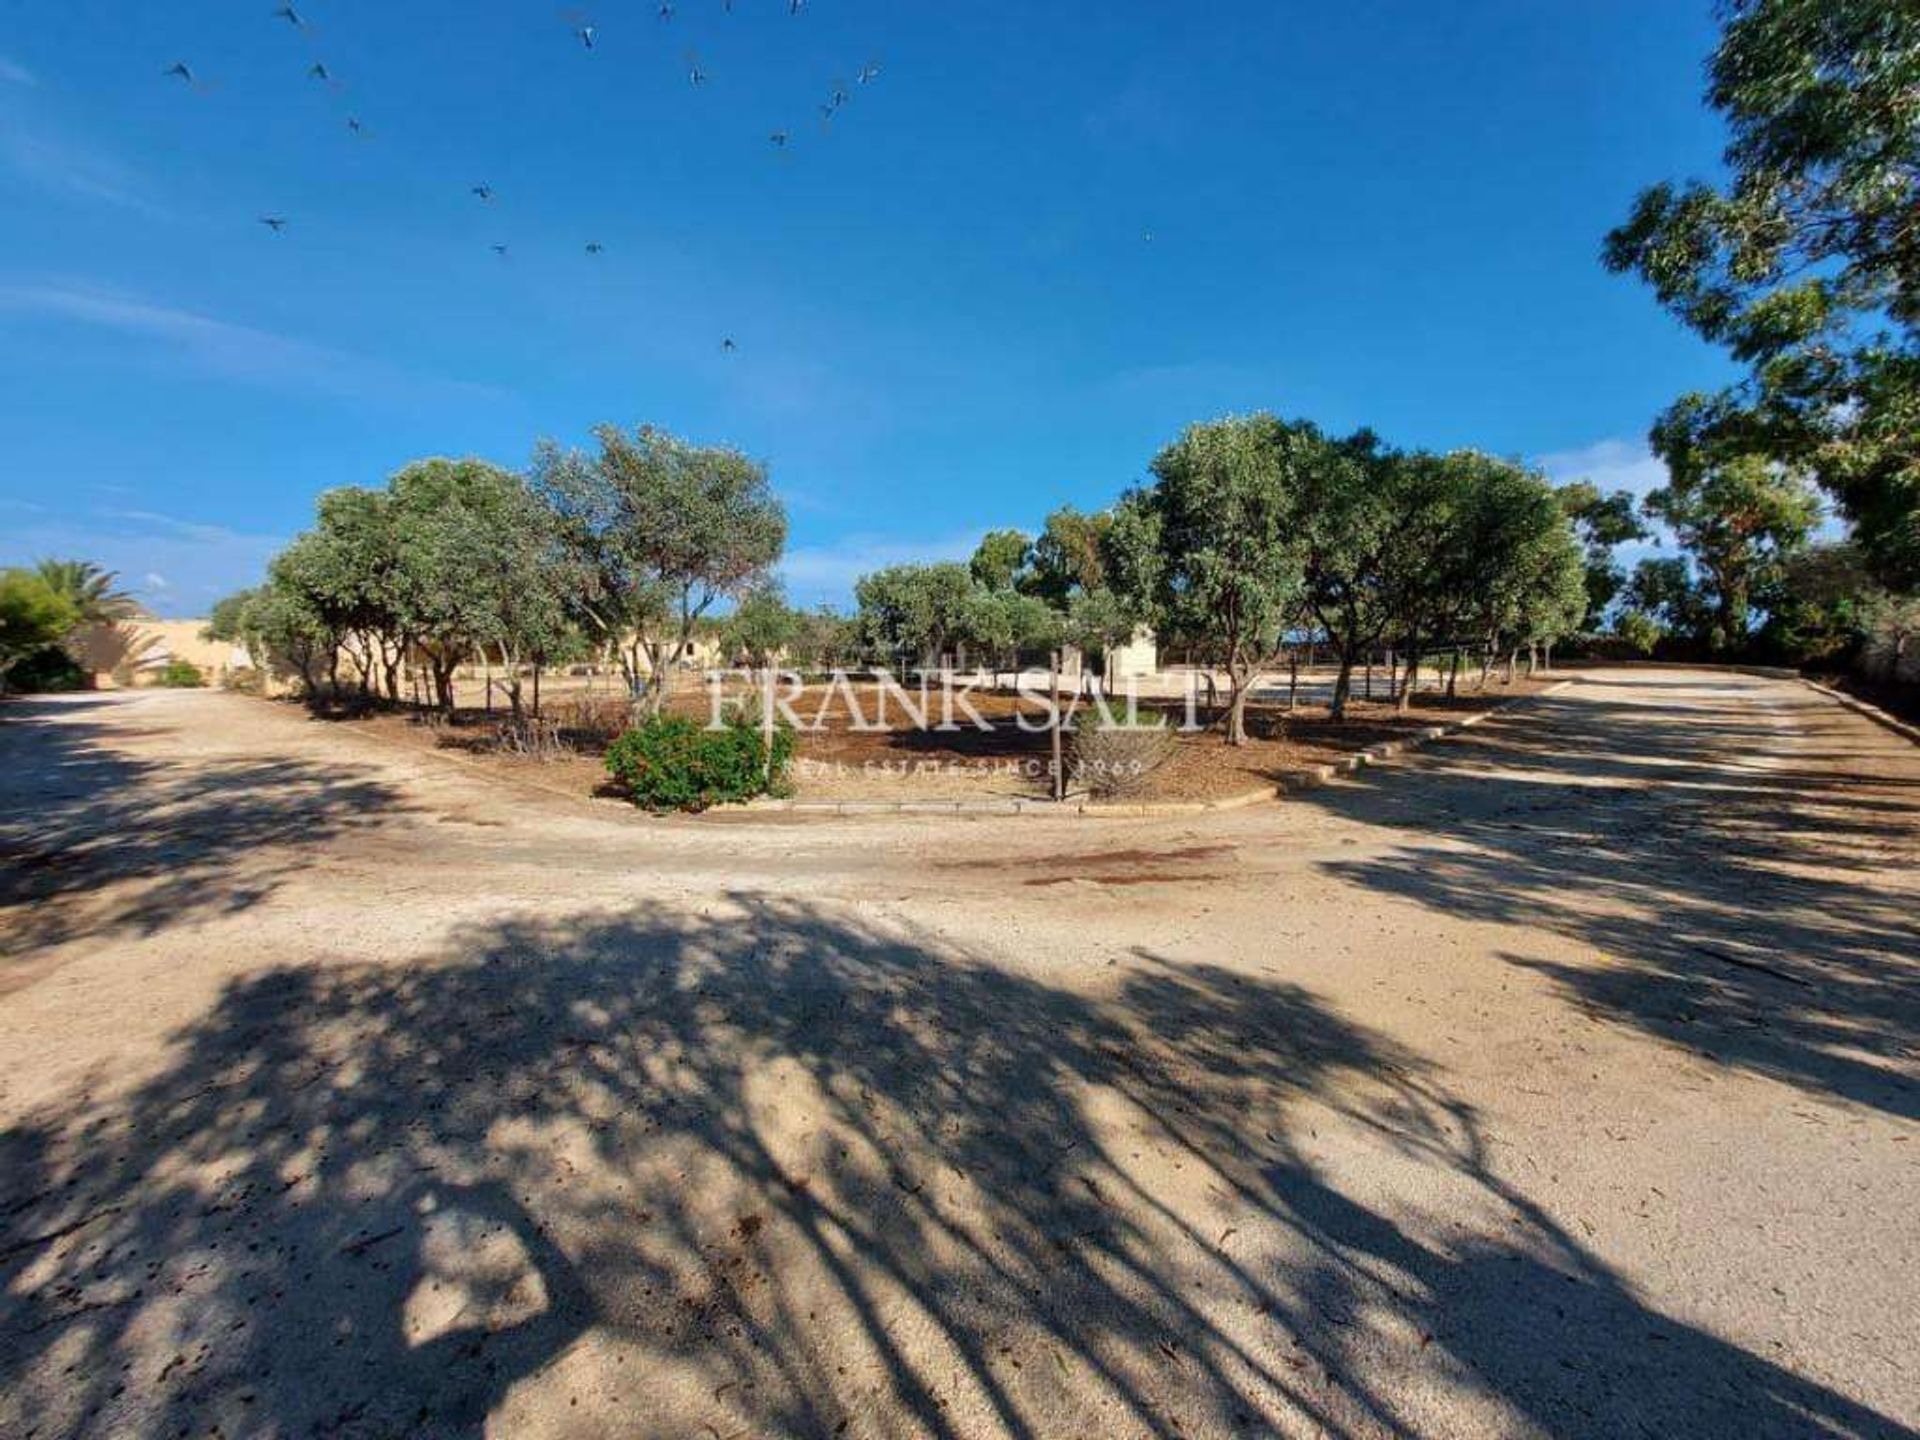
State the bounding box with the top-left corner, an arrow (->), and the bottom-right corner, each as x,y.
0,0 -> 1732,616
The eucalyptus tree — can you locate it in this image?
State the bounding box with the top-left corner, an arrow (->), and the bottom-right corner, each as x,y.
1604,0 -> 1920,588
1556,481 -> 1651,619
968,529 -> 1033,594
1643,454 -> 1821,650
533,424 -> 787,712
1112,415 -> 1306,745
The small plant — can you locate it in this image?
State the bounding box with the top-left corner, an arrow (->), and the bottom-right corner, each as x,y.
1070,712 -> 1176,799
604,711 -> 795,812
158,658 -> 206,688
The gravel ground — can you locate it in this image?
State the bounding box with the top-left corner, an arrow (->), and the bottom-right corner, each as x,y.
0,668 -> 1915,1439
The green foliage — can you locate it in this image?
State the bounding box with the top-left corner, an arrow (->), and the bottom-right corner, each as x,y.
1556,481 -> 1651,618
4,645 -> 90,692
1026,507 -> 1113,607
1604,0 -> 1920,588
961,587 -> 1059,666
1643,454 -> 1821,649
604,712 -> 794,811
158,658 -> 206,688
0,568 -> 80,683
853,562 -> 976,665
532,424 -> 787,707
33,559 -> 137,631
1612,609 -> 1664,657
723,583 -> 804,666
1755,542 -> 1877,664
968,529 -> 1032,593
1623,558 -> 1715,643
1114,414 -> 1307,741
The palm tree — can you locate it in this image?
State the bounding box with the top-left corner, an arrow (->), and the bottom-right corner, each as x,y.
34,559 -> 139,629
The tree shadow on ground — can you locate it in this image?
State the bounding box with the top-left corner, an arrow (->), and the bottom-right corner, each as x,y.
0,697 -> 410,960
1297,674 -> 1920,1121
2,897 -> 1906,1438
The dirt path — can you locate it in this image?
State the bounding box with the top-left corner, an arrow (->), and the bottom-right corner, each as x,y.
1,671 -> 1916,1439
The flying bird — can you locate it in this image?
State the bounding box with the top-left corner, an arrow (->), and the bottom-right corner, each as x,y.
789,0 -> 804,13
346,116 -> 366,136
272,5 -> 307,29
471,183 -> 494,201
685,51 -> 706,86
307,61 -> 333,82
585,241 -> 604,255
259,215 -> 289,232
658,1 -> 673,18
577,25 -> 596,48
857,61 -> 881,85
162,61 -> 198,85
721,337 -> 737,353
769,130 -> 788,147
492,243 -> 510,258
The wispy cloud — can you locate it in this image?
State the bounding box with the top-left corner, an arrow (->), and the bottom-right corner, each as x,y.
0,126 -> 161,214
1535,436 -> 1669,501
780,530 -> 982,606
0,55 -> 35,87
0,506 -> 285,618
0,284 -> 508,408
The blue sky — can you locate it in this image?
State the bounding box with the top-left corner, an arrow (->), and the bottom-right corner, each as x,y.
1,0 -> 1732,617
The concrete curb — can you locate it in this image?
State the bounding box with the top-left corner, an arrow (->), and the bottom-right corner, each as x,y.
748,677 -> 1580,818
1802,679 -> 1920,746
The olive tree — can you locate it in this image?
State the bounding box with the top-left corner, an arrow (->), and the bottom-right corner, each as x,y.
1112,415 -> 1305,745
533,425 -> 786,713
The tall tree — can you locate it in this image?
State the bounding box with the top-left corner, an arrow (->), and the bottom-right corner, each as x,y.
968,530 -> 1032,593
1643,454 -> 1821,649
723,582 -> 803,668
1293,428 -> 1404,718
533,425 -> 786,712
1555,481 -> 1652,620
1604,0 -> 1920,588
1112,415 -> 1305,744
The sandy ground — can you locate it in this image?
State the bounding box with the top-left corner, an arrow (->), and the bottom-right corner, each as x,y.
0,668 -> 1916,1440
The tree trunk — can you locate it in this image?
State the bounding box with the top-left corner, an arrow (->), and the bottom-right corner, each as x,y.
1445,649 -> 1459,699
1397,645 -> 1421,713
1331,651 -> 1355,721
1225,670 -> 1253,746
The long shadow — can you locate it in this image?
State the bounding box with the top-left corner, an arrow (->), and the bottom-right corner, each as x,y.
0,695 -> 410,960
1295,674 -> 1920,1120
2,898 -> 1905,1438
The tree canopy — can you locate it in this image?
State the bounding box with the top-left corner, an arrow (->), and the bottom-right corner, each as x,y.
1604,0 -> 1920,588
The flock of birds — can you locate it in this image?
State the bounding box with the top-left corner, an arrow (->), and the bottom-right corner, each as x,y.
162,1 -> 883,355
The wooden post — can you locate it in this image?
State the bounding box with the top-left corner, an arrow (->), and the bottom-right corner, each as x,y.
1050,650 -> 1065,803
1288,651 -> 1299,711
1364,652 -> 1374,701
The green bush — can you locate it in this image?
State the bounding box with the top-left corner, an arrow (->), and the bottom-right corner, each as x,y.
158,658 -> 206,688
6,645 -> 91,693
604,712 -> 794,812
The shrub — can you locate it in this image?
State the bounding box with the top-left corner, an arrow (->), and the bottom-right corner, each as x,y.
6,645 -> 91,693
604,712 -> 795,812
158,658 -> 206,688
1070,712 -> 1176,799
